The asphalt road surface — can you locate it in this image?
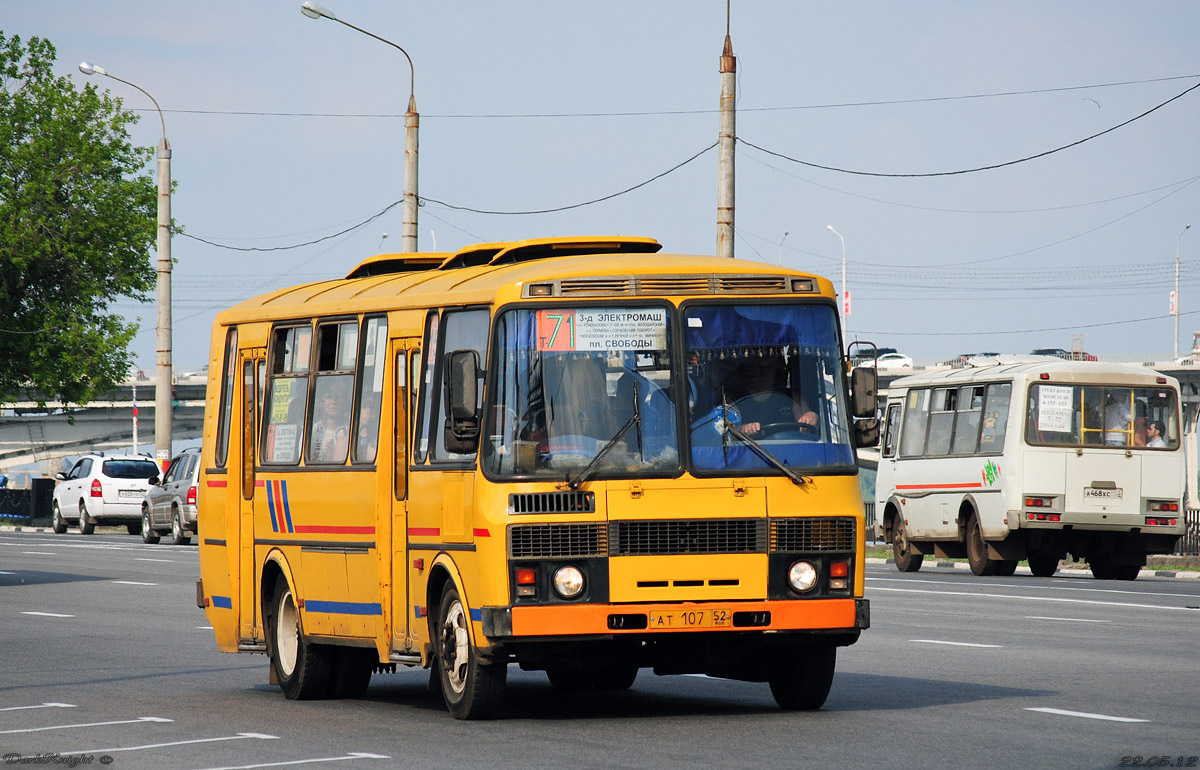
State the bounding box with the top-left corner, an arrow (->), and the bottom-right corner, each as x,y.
2,529 -> 1197,769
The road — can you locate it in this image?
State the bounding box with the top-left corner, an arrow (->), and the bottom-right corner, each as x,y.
2,529 -> 1198,769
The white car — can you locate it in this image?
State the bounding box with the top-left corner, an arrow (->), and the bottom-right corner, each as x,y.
863,352 -> 913,370
52,454 -> 161,535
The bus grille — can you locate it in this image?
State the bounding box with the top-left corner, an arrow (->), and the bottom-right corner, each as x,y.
509,491 -> 595,515
509,523 -> 607,559
557,274 -> 793,297
770,517 -> 856,553
610,519 -> 767,556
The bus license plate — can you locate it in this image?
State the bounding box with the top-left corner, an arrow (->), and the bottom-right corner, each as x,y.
1084,487 -> 1123,500
647,608 -> 731,629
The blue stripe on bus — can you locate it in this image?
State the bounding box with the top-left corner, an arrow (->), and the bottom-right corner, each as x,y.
281,479 -> 294,533
266,481 -> 279,533
304,600 -> 383,616
412,607 -> 481,621
212,595 -> 233,609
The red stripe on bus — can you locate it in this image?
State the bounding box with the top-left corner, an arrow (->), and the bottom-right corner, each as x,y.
294,525 -> 376,535
896,482 -> 983,490
473,528 -> 491,537
206,480 -> 228,488
408,527 -> 440,537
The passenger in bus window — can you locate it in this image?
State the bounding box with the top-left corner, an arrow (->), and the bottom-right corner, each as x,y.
1146,420 -> 1167,448
356,404 -> 378,461
733,356 -> 817,437
1104,392 -> 1132,446
310,377 -> 351,462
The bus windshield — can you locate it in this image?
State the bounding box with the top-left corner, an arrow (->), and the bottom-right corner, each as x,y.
484,306 -> 680,478
1026,382 -> 1179,449
684,303 -> 853,473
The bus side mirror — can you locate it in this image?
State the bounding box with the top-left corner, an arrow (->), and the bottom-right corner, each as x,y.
850,366 -> 880,448
444,349 -> 481,454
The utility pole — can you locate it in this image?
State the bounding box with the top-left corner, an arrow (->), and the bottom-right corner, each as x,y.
716,2 -> 736,259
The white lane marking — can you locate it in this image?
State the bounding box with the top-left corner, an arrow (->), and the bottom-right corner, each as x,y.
21,611 -> 74,618
0,716 -> 172,734
1026,616 -> 1111,623
911,639 -> 1003,648
197,626 -> 214,630
868,575 -> 1200,601
112,580 -> 158,586
192,752 -> 391,770
21,551 -> 56,555
0,570 -> 13,575
70,732 -> 279,754
0,703 -> 76,712
1026,707 -> 1149,723
868,585 -> 1200,612
135,557 -> 175,563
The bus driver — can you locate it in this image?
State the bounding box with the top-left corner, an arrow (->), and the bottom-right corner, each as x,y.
734,356 -> 817,437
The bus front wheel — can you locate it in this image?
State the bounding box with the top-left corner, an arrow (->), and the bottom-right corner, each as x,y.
769,644 -> 836,710
436,582 -> 505,719
966,515 -> 997,576
892,517 -> 923,572
269,581 -> 332,700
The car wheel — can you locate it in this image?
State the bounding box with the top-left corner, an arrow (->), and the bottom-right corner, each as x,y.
78,501 -> 95,535
51,503 -> 67,534
142,507 -> 160,544
171,509 -> 191,546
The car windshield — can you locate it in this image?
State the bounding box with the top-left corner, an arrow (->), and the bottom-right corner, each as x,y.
103,459 -> 160,479
684,303 -> 854,473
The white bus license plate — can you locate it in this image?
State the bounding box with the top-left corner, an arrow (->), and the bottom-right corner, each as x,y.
119,489 -> 143,500
1084,487 -> 1123,500
647,608 -> 731,629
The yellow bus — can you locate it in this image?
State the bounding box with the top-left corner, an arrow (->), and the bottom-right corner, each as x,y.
196,236 -> 877,719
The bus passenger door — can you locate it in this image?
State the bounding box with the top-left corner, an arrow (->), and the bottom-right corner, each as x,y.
389,342 -> 415,653
238,352 -> 263,643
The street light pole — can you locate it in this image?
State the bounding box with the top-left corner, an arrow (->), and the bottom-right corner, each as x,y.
1176,223 -> 1191,359
79,62 -> 172,467
301,2 -> 419,252
715,9 -> 736,259
826,225 -> 847,338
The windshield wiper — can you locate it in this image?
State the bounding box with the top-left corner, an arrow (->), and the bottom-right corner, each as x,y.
724,422 -> 809,487
566,384 -> 642,491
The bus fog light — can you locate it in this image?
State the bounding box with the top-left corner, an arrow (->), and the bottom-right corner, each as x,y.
552,566 -> 585,599
788,561 -> 818,593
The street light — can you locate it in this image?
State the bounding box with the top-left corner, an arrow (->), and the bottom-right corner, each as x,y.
826,225 -> 847,338
301,2 -> 419,252
1176,223 -> 1191,359
79,62 -> 173,468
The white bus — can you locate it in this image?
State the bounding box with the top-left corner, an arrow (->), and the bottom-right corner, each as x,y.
875,358 -> 1186,580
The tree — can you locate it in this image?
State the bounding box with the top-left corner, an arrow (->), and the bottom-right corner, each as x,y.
0,32 -> 157,407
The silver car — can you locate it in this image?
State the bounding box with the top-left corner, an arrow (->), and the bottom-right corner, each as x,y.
52,454 -> 161,535
141,449 -> 200,545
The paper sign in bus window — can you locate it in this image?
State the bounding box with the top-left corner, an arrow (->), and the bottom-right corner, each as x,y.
537,308 -> 667,351
1037,385 -> 1074,433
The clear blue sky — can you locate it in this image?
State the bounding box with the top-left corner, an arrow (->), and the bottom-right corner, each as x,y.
6,1 -> 1200,369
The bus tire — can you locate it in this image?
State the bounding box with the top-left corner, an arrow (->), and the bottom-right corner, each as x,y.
994,559 -> 1018,577
328,647 -> 374,699
1114,564 -> 1141,581
769,643 -> 836,710
269,581 -> 332,700
892,517 -> 923,572
966,515 -> 996,576
1089,556 -> 1116,580
1028,554 -> 1058,577
436,582 -> 505,720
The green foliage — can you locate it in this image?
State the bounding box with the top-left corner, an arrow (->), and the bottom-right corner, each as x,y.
0,32 -> 156,407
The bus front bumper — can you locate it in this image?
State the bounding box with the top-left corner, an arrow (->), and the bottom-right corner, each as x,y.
482,597 -> 869,640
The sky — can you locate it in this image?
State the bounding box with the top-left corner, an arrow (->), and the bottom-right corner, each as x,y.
5,1 -> 1200,370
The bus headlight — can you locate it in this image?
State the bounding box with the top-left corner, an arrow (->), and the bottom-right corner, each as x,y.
552,566 -> 585,599
788,560 -> 818,593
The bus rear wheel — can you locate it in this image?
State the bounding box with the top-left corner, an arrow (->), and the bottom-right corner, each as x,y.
966,515 -> 996,576
329,647 -> 375,699
1028,554 -> 1058,577
993,559 -> 1018,577
269,581 -> 332,700
892,517 -> 923,572
436,582 -> 505,719
768,644 -> 836,710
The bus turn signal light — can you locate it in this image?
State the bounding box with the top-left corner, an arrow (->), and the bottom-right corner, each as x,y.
1145,517 -> 1178,527
829,560 -> 849,590
516,567 -> 537,598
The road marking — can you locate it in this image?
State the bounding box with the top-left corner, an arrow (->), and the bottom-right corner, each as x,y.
113,580 -> 158,586
197,625 -> 214,630
70,731 -> 279,753
911,639 -> 1003,648
0,703 -> 76,712
21,611 -> 74,618
193,752 -> 391,769
1026,616 -> 1111,623
1025,707 -> 1149,723
22,551 -> 55,555
869,575 -> 1200,601
135,557 -> 175,563
0,716 -> 172,734
868,585 -> 1200,612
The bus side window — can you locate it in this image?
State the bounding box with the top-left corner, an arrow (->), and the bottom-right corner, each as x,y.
925,388 -> 955,456
951,385 -> 984,455
215,327 -> 238,468
431,308 -> 489,462
262,325 -> 312,465
353,316 -> 387,465
308,321 -> 357,465
882,403 -> 901,457
978,382 -> 1011,452
898,389 -> 930,458
413,312 -> 439,465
